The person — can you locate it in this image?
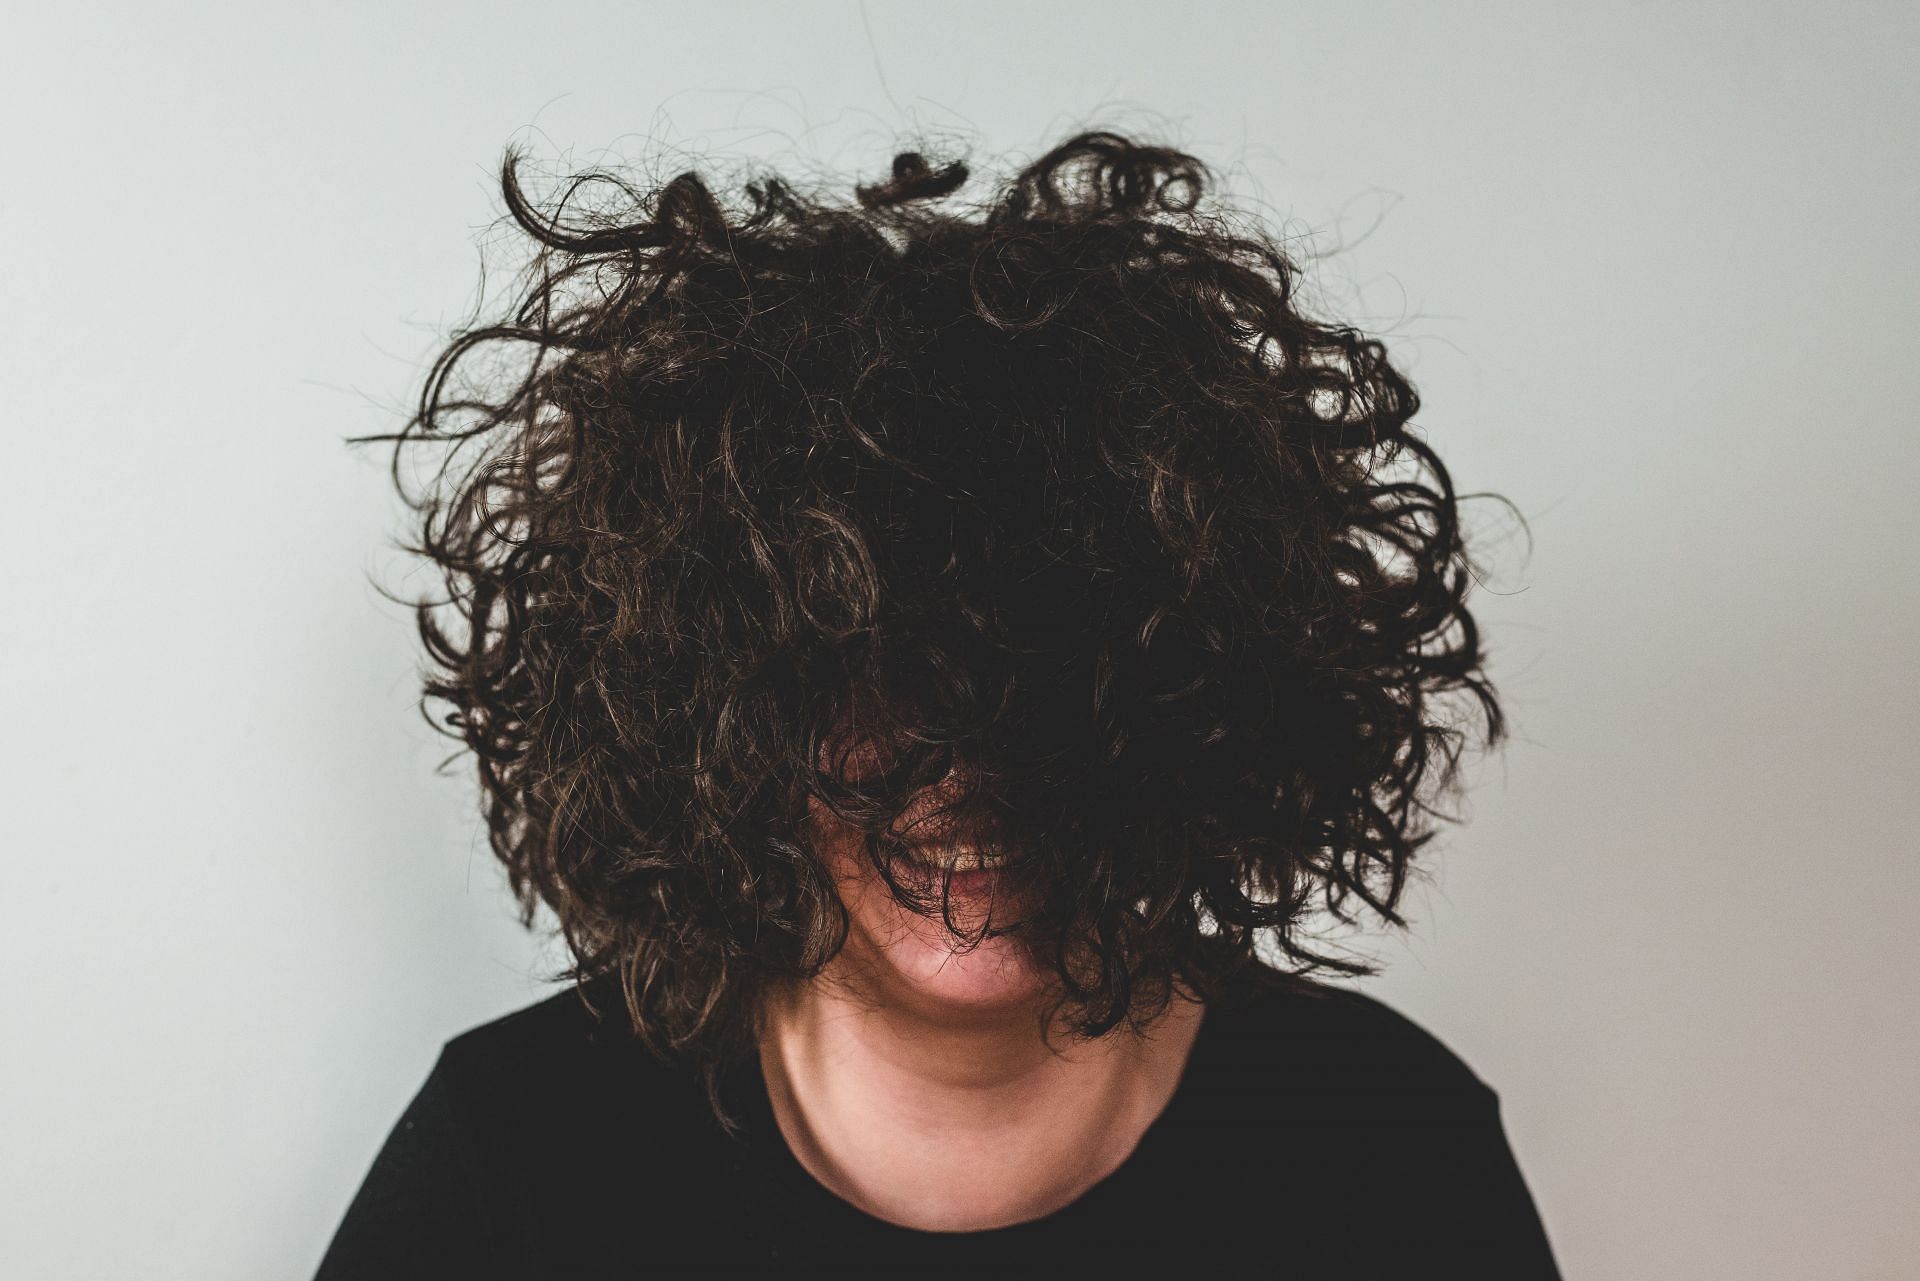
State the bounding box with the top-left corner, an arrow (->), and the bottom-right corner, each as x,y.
316,127 -> 1562,1278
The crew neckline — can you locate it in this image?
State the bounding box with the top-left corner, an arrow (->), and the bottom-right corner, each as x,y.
717,991 -> 1229,1256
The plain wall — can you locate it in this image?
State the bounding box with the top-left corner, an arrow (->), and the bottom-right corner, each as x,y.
3,2 -> 1914,1277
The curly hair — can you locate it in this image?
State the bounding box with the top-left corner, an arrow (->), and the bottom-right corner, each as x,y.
353,127 -> 1512,1132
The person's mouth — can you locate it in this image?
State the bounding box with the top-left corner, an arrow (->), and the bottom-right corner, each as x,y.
907,843 -> 1009,873
898,843 -> 1012,896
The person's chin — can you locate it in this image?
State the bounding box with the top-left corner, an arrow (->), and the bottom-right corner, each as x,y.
893,927 -> 1049,1010
849,892 -> 1051,1016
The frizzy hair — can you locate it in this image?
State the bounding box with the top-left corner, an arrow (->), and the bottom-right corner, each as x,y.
352,127 -> 1515,1131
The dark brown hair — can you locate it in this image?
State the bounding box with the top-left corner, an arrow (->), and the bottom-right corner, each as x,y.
352,127 -> 1514,1130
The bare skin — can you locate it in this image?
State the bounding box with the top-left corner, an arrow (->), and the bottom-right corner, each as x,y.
756,755 -> 1208,1233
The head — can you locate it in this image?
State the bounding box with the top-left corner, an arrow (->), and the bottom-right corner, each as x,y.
361,127 -> 1509,1129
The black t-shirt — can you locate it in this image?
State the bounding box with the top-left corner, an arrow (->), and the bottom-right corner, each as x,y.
313,970 -> 1561,1278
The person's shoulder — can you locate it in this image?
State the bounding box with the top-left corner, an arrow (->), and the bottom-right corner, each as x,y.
1208,969 -> 1499,1108
1194,975 -> 1562,1278
430,976 -> 709,1131
394,985 -> 746,1263
440,976 -> 617,1059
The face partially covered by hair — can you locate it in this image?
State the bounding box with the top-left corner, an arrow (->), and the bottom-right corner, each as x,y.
373,127 -> 1510,1125
803,724 -> 1052,1020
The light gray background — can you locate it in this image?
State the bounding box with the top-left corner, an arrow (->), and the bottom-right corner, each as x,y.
3,2 -> 1914,1278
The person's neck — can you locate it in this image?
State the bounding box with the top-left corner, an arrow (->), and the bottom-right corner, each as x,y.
755,966 -> 1207,1233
